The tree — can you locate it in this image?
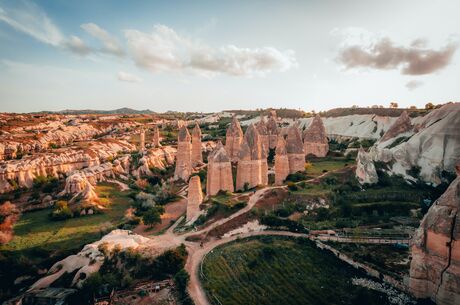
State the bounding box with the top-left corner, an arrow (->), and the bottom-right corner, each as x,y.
389,102 -> 398,108
142,208 -> 162,227
409,105 -> 417,110
0,201 -> 20,244
425,102 -> 434,110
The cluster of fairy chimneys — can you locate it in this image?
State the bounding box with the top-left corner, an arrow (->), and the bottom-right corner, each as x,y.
177,111 -> 329,222
137,125 -> 162,151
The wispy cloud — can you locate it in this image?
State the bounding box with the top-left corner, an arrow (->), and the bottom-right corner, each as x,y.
65,35 -> 92,55
405,80 -> 423,90
117,71 -> 143,83
81,23 -> 124,56
336,34 -> 457,75
124,24 -> 297,77
0,0 -> 63,46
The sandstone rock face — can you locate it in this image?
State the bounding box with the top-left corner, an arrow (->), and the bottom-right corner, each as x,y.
286,125 -> 305,173
174,126 -> 192,181
152,125 -> 161,148
187,175 -> 203,223
274,136 -> 290,185
409,166 -> 460,305
303,114 -> 329,157
371,103 -> 460,185
139,128 -> 145,150
206,143 -> 234,196
267,111 -> 279,149
225,116 -> 244,161
236,124 -> 268,190
191,122 -> 203,165
356,147 -> 378,184
380,110 -> 413,142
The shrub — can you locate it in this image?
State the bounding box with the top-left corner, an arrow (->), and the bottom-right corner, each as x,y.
287,182 -> 298,191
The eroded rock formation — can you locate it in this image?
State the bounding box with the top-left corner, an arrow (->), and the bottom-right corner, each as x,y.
267,110 -> 279,149
285,125 -> 305,173
139,128 -> 145,150
356,147 -> 378,184
206,142 -> 234,196
236,124 -> 268,190
174,126 -> 192,181
152,125 -> 161,148
256,116 -> 270,155
409,165 -> 460,305
380,110 -> 413,142
225,116 -> 244,162
274,136 -> 290,185
191,122 -> 203,166
187,175 -> 203,223
303,114 -> 329,157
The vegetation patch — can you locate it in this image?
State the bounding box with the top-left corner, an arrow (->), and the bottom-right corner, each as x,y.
201,236 -> 392,305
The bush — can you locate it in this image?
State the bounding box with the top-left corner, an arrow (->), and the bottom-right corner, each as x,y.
287,182 -> 298,191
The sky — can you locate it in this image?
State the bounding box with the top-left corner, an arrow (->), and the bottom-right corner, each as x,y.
0,0 -> 459,113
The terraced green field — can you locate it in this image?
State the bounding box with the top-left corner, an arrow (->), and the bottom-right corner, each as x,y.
201,236 -> 391,305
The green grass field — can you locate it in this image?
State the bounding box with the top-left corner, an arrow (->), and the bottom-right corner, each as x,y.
306,157 -> 353,176
201,236 -> 392,305
0,183 -> 132,262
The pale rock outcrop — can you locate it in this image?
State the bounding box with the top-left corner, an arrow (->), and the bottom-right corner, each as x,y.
0,139 -> 135,193
356,147 -> 378,184
303,114 -> 329,157
30,230 -> 150,290
187,175 -> 203,223
274,136 -> 290,185
236,124 -> 268,190
380,111 -> 413,142
206,142 -> 234,196
409,165 -> 460,305
174,126 -> 192,181
267,110 -> 279,149
191,122 -> 203,165
152,125 -> 161,148
225,116 -> 244,161
371,103 -> 460,185
285,125 -> 305,173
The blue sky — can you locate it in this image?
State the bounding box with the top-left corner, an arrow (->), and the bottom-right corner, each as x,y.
0,0 -> 459,113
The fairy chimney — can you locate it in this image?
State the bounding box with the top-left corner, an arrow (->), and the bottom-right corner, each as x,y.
381,110 -> 413,142
274,135 -> 290,185
256,115 -> 270,155
303,114 -> 329,157
286,125 -> 305,173
139,128 -> 145,150
174,126 -> 192,181
267,110 -> 279,149
206,142 -> 234,196
225,116 -> 244,162
191,122 -> 203,165
236,124 -> 268,190
152,125 -> 161,148
186,175 -> 203,223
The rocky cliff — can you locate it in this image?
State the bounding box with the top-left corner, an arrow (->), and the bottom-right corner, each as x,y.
409,165 -> 460,305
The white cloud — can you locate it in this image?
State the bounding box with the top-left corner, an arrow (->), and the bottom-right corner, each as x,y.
117,71 -> 143,83
81,23 -> 124,56
124,24 -> 297,77
0,0 -> 63,46
65,35 -> 92,56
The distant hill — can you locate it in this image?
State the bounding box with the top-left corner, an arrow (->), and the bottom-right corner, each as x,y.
319,107 -> 429,118
34,107 -> 155,115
